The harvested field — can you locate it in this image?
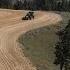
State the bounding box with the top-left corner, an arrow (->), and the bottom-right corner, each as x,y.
0,9 -> 62,70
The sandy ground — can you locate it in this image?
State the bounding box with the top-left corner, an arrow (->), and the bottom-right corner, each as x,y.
0,9 -> 62,70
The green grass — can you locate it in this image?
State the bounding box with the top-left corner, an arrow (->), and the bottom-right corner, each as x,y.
18,25 -> 59,70
18,12 -> 70,70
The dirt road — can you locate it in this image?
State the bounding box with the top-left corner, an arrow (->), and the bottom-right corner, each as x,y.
0,9 -> 62,70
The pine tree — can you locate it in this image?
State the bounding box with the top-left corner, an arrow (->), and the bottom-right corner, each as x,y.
13,0 -> 23,10
23,0 -> 27,10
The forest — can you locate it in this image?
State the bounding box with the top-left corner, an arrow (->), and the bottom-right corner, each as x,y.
0,0 -> 70,11
54,20 -> 70,70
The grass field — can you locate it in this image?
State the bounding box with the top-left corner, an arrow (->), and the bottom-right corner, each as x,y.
18,12 -> 70,70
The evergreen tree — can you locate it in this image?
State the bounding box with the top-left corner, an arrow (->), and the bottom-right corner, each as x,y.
23,0 -> 27,10
0,0 -> 10,8
13,0 -> 23,10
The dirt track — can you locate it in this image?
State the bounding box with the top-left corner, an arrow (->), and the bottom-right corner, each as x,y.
0,9 -> 62,70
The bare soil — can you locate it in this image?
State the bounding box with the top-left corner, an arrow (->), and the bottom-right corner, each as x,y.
0,9 -> 62,70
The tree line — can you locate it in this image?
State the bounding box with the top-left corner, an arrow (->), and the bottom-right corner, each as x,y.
54,20 -> 70,70
0,0 -> 70,11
